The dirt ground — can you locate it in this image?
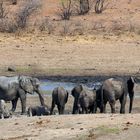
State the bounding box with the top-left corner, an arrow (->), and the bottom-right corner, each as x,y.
0,96 -> 140,140
0,33 -> 140,76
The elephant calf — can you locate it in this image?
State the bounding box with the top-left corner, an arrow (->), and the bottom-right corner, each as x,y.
72,84 -> 96,114
27,106 -> 50,117
50,87 -> 69,115
0,100 -> 11,119
78,89 -> 96,114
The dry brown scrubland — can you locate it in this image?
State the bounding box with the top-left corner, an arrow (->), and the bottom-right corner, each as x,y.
0,0 -> 139,77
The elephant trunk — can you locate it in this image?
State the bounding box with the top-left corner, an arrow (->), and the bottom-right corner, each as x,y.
129,91 -> 134,113
36,88 -> 46,106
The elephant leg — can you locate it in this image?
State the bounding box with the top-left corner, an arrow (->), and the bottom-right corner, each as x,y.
57,105 -> 61,114
81,107 -> 85,114
50,100 -> 55,115
101,101 -> 107,113
93,101 -> 97,113
85,107 -> 88,114
88,106 -> 92,113
18,89 -> 26,114
59,106 -> 65,114
119,95 -> 126,114
72,99 -> 79,114
0,113 -> 4,119
81,106 -> 88,114
11,98 -> 18,112
109,100 -> 116,113
129,91 -> 134,113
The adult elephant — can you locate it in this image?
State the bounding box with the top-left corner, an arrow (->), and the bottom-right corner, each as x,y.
0,76 -> 46,114
50,87 -> 69,115
98,77 -> 135,114
71,84 -> 96,114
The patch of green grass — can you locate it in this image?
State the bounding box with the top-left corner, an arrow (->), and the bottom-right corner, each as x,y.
42,90 -> 52,95
96,125 -> 120,134
73,125 -> 121,140
16,66 -> 34,73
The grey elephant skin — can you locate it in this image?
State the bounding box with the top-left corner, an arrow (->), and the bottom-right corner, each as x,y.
0,100 -> 11,119
28,106 -> 50,116
71,84 -> 96,114
0,76 -> 45,114
50,87 -> 69,115
97,77 -> 135,113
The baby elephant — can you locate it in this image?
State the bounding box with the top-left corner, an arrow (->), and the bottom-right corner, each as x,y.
0,100 -> 11,119
27,106 -> 50,117
50,87 -> 69,115
78,89 -> 96,114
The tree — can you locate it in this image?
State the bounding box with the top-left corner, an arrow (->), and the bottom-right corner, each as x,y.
80,0 -> 89,15
95,0 -> 104,14
60,0 -> 72,20
12,0 -> 17,5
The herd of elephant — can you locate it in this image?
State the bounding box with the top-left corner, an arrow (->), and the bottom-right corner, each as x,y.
0,75 -> 135,118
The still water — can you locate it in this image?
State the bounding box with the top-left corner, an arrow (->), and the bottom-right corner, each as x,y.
40,78 -> 140,97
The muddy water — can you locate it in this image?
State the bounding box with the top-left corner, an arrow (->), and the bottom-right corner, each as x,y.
40,79 -> 101,92
39,76 -> 140,97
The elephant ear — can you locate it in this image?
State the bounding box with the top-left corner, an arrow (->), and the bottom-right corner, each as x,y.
18,76 -> 34,94
30,78 -> 40,91
71,88 -> 75,97
71,84 -> 84,97
31,78 -> 40,86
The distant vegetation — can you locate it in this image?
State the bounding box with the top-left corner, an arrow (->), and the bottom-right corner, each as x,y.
0,0 -> 40,32
0,0 -> 139,36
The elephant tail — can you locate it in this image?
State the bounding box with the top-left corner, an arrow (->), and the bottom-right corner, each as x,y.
65,91 -> 69,103
100,86 -> 104,113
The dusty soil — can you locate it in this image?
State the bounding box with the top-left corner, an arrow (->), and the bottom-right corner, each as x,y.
0,96 -> 140,140
0,114 -> 140,140
0,33 -> 140,76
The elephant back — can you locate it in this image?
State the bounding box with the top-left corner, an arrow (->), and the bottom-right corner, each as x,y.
0,76 -> 19,89
57,87 -> 68,105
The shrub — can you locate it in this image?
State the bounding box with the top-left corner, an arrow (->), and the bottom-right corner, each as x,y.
16,0 -> 41,28
0,1 -> 8,18
59,0 -> 72,20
